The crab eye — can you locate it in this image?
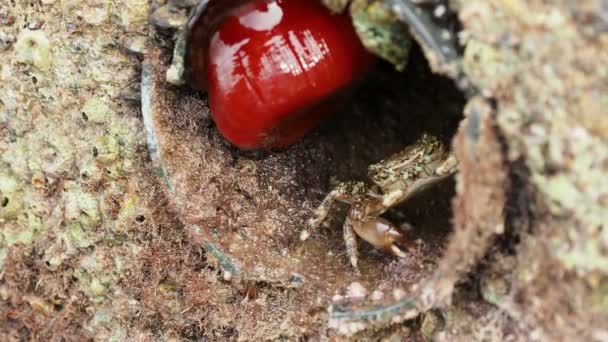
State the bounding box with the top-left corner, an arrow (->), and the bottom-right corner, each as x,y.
187,0 -> 375,149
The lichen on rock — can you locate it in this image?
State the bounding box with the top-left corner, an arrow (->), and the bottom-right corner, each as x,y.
14,29 -> 52,71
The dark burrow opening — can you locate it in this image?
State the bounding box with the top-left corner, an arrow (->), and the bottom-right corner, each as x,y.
144,35 -> 467,310
230,43 -> 465,270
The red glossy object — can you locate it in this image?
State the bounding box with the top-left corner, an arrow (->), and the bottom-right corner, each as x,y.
203,0 -> 375,149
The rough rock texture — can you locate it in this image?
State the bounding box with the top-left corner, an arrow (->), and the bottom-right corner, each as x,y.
1,0 -> 606,340
456,0 -> 608,340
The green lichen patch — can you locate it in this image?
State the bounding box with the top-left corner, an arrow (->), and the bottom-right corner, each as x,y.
63,222 -> 96,249
351,0 -> 412,71
14,29 -> 52,71
63,182 -> 101,227
0,170 -> 22,221
93,134 -> 122,166
82,97 -> 113,124
460,0 -> 608,339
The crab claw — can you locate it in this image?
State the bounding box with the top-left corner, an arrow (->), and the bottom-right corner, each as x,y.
352,217 -> 413,257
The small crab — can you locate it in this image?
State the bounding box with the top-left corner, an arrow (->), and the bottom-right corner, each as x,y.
300,134 -> 458,271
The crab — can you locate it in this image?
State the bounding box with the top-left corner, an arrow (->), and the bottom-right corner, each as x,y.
300,134 -> 458,271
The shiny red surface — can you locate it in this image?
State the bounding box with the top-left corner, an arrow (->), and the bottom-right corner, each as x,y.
205,0 -> 374,149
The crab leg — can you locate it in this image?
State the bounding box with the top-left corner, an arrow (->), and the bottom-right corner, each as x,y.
300,181 -> 369,241
302,183 -> 413,270
343,217 -> 360,273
